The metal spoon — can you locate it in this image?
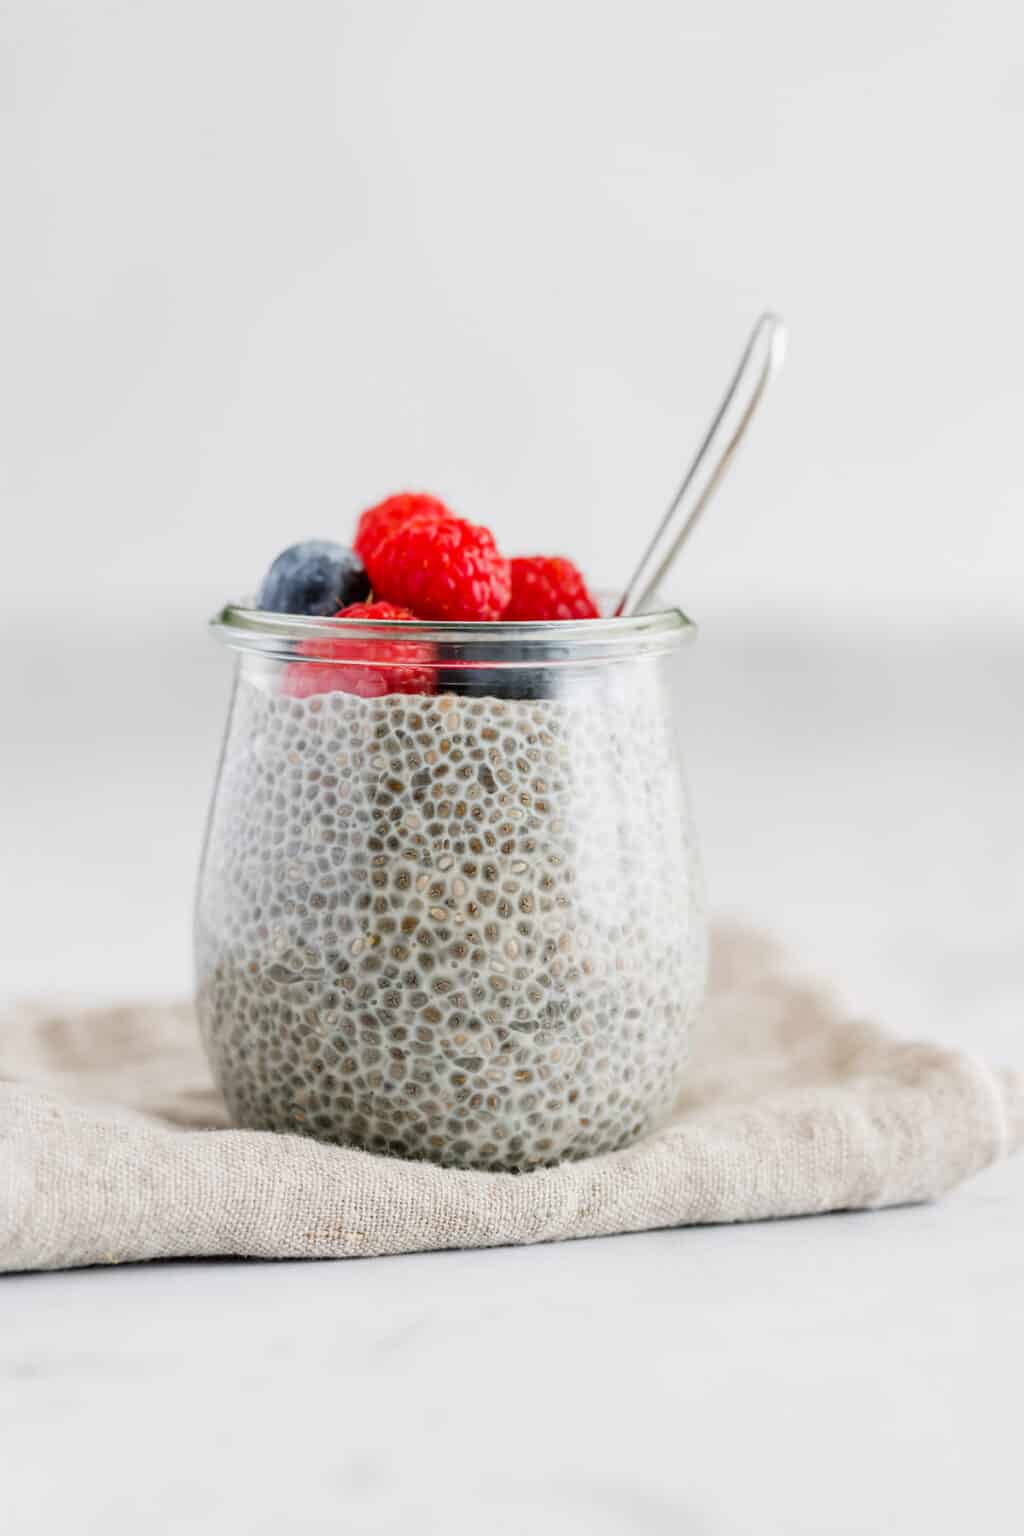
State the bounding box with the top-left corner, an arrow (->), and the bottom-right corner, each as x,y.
614,312 -> 787,617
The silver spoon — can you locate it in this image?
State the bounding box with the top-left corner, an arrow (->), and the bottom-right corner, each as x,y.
614,312 -> 787,617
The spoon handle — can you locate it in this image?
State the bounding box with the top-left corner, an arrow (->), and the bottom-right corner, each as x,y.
614,312 -> 787,618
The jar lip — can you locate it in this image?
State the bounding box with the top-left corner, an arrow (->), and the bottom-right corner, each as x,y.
212,599 -> 696,661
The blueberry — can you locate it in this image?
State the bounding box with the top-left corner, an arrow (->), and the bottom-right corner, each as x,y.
436,666 -> 561,701
256,540 -> 369,616
435,640 -> 576,702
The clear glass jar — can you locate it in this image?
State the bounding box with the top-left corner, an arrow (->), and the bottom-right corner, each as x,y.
195,603 -> 707,1170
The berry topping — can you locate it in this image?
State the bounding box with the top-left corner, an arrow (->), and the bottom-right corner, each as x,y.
335,601 -> 418,621
354,492 -> 453,565
365,514 -> 511,622
282,602 -> 432,699
504,556 -> 600,621
256,540 -> 369,616
435,657 -> 562,702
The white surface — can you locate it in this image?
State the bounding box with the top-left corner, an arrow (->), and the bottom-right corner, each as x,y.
2,0 -> 1023,617
3,1188 -> 1022,1536
1,611 -> 1022,1533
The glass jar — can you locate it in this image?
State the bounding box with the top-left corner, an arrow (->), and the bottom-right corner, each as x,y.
195,603 -> 707,1170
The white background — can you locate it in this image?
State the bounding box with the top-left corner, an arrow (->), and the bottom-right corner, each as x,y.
2,9 -> 1022,1535
2,0 -> 1022,617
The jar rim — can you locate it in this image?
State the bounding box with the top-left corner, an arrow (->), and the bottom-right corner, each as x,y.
212,599 -> 696,664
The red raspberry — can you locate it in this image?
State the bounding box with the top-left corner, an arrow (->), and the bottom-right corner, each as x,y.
366,514 -> 511,622
354,492 -> 452,565
505,557 -> 600,621
282,602 -> 433,699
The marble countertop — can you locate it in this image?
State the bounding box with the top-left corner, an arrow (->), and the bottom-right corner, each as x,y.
2,609 -> 1021,1534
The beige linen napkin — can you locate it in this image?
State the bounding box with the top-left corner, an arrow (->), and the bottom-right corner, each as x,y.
2,927 -> 1020,1274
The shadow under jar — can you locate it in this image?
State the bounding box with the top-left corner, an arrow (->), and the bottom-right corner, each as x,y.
195,603 -> 707,1171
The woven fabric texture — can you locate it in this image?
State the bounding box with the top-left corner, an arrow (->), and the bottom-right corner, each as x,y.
2,927 -> 1020,1274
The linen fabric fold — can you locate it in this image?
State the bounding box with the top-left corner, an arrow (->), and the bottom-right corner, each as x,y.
2,928 -> 1020,1274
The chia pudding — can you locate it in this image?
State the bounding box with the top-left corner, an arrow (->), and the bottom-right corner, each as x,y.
195,660 -> 706,1170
